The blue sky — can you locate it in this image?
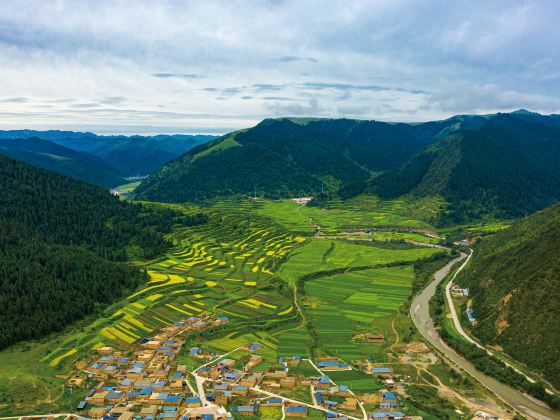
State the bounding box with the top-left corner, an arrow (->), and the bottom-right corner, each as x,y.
0,0 -> 558,134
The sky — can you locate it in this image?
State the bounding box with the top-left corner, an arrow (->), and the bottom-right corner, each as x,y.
0,0 -> 559,135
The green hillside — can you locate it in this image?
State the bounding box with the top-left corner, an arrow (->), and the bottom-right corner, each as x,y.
134,118 -> 446,202
0,137 -> 126,187
455,204 -> 560,387
0,155 -> 194,349
0,131 -> 215,176
371,114 -> 560,223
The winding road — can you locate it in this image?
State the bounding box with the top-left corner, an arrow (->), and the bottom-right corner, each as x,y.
410,253 -> 560,420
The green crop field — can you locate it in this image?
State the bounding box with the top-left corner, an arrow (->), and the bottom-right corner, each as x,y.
298,267 -> 416,361
277,238 -> 441,284
0,197 -> 452,417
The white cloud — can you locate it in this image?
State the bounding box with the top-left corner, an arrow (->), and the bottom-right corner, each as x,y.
0,0 -> 558,133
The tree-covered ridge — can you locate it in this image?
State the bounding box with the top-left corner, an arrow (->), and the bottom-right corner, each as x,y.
0,137 -> 126,187
0,130 -> 215,176
134,117 -> 450,203
0,225 -> 144,349
455,204 -> 560,387
371,114 -> 560,224
0,155 -> 205,349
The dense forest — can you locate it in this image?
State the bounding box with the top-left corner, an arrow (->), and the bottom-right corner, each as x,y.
371,114 -> 560,224
455,204 -> 560,388
0,130 -> 215,176
0,155 -> 206,349
0,137 -> 126,187
133,117 -> 461,202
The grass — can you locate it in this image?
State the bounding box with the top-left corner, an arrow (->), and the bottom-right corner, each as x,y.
277,239 -> 441,285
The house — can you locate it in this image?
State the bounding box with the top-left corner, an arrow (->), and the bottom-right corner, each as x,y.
96,346 -> 113,355
381,392 -> 397,403
76,401 -> 87,410
89,407 -> 108,419
105,390 -> 125,403
371,367 -> 393,378
186,396 -> 202,408
262,398 -> 283,407
193,321 -> 208,330
285,405 -> 307,417
164,395 -> 183,406
215,391 -> 233,404
467,309 -> 476,323
342,397 -> 357,410
248,343 -> 262,352
139,405 -> 159,418
317,360 -> 349,370
85,390 -> 109,404
316,375 -> 331,389
384,379 -> 395,390
330,385 -> 349,397
246,354 -> 263,370
365,333 -> 385,343
239,373 -> 261,387
324,400 -> 338,409
235,405 -> 257,417
68,374 -> 87,387
370,412 -> 405,420
314,391 -> 324,405
280,377 -> 296,388
89,362 -> 106,374
232,385 -> 248,396
224,370 -> 242,382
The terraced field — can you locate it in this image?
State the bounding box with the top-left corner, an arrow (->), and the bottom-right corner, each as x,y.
0,198 -> 448,417
41,207 -> 304,369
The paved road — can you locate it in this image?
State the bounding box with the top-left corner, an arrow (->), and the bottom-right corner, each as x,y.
410,253 -> 560,420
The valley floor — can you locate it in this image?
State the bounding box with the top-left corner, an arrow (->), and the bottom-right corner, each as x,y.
0,197 -> 519,420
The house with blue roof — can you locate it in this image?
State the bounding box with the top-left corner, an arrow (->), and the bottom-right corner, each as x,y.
382,392 -> 396,402
248,343 -> 262,352
185,396 -> 202,408
467,308 -> 476,323
370,412 -> 405,420
285,405 -> 307,415
189,347 -> 200,356
371,367 -> 392,377
263,397 -> 283,406
164,395 -> 182,406
314,391 -> 324,404
224,371 -> 241,381
316,375 -> 331,389
325,400 -> 338,409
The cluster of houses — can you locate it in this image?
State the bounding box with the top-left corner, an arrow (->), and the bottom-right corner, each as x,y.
64,311 -> 421,420
70,316 -> 235,420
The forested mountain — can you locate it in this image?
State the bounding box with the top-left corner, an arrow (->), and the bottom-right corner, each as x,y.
0,130 -> 215,176
371,114 -> 560,223
455,204 -> 560,387
0,137 -> 126,187
0,155 -> 203,349
134,117 -> 465,202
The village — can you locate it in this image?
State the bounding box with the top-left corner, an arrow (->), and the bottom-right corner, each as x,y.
57,316 -> 415,420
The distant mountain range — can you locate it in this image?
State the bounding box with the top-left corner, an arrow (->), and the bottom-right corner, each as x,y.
134,110 -> 560,224
371,112 -> 560,223
0,130 -> 215,187
133,115 -> 485,203
456,203 -> 560,387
